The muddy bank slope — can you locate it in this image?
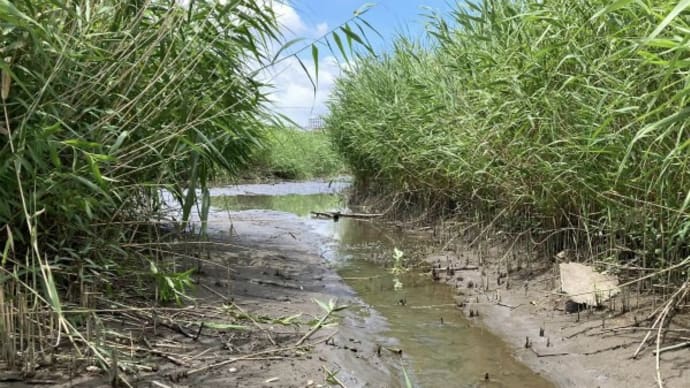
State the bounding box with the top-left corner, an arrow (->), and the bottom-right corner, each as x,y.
426,246 -> 689,388
182,208 -> 400,388
0,209 -> 400,388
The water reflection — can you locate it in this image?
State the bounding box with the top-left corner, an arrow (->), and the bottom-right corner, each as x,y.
211,193 -> 343,217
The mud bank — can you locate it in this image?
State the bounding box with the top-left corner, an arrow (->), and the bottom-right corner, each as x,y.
173,209 -> 400,388
201,190 -> 552,387
0,186 -> 398,388
426,247 -> 690,387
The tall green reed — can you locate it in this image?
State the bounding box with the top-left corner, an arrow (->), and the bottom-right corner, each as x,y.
0,0 -> 279,370
0,0 -> 376,373
327,0 -> 690,283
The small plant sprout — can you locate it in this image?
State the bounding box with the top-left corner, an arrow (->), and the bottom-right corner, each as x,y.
149,261 -> 195,304
402,363 -> 415,388
296,298 -> 348,346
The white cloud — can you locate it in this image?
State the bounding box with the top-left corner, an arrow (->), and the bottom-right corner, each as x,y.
263,54 -> 342,128
315,22 -> 329,37
271,1 -> 307,35
260,2 -> 341,128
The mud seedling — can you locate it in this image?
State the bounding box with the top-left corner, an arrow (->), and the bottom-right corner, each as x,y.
149,261 -> 194,304
323,366 -> 346,387
296,298 -> 348,346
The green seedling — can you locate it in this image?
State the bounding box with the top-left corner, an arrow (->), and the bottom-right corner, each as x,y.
296,298 -> 348,346
324,366 -> 346,388
149,261 -> 194,304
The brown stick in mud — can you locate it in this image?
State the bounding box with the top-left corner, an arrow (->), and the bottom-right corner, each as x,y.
529,347 -> 569,357
434,266 -> 480,271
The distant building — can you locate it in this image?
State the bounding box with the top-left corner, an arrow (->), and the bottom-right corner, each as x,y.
307,116 -> 325,131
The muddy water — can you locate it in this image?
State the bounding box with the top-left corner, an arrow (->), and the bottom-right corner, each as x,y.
211,181 -> 553,388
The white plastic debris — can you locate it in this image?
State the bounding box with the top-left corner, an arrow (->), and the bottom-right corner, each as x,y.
559,262 -> 620,306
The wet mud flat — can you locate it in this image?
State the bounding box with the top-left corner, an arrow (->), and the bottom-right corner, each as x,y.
427,246 -> 690,387
204,183 -> 690,388
2,224 -> 397,387
0,184 -> 397,388
204,186 -> 554,388
0,180 -> 571,387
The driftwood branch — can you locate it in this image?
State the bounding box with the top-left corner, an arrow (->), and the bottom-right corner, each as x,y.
311,211 -> 382,219
495,302 -> 521,310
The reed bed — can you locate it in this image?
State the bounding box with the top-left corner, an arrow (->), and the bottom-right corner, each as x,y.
327,0 -> 690,289
0,0 -> 280,376
220,126 -> 345,182
0,0 -> 375,380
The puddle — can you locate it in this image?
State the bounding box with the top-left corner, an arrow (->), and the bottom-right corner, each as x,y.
210,181 -> 554,388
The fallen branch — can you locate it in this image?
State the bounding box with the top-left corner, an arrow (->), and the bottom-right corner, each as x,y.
311,211 -> 382,219
183,335 -> 331,377
530,340 -> 637,359
496,302 -> 521,310
296,305 -> 337,346
433,266 -> 480,271
601,326 -> 690,335
565,325 -> 598,339
184,346 -> 298,377
583,342 -> 635,355
141,338 -> 190,367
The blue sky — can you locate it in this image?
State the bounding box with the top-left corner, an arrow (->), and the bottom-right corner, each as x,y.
293,1 -> 454,50
265,1 -> 456,127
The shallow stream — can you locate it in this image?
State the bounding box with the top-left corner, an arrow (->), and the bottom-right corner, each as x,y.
210,180 -> 553,388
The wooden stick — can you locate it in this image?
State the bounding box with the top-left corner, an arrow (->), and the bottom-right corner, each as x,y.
432,266 -> 480,271
652,341 -> 690,355
529,348 -> 569,357
582,342 -> 634,355
496,302 -> 521,310
311,211 -> 382,219
601,326 -> 690,334
183,336 -> 330,377
296,308 -> 333,347
653,281 -> 688,388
